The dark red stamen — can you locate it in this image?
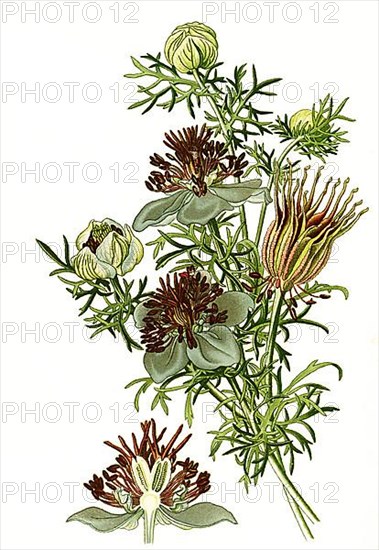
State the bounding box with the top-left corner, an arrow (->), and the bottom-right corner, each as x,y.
146,124 -> 248,196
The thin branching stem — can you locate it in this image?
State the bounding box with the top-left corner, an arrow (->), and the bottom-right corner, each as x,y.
254,138 -> 301,246
192,68 -> 249,241
265,289 -> 283,398
204,376 -> 318,536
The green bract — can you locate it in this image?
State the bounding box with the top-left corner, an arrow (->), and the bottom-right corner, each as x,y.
71,218 -> 143,280
133,179 -> 270,232
134,290 -> 253,383
164,21 -> 218,74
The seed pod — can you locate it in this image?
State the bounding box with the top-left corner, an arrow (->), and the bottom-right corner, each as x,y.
262,165 -> 367,294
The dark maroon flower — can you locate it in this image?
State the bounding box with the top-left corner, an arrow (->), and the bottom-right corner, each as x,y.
134,267 -> 253,383
139,267 -> 227,353
146,124 -> 248,196
84,419 -> 210,510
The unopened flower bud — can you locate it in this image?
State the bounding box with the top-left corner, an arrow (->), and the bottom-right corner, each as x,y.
164,21 -> 218,74
289,109 -> 314,133
71,218 -> 143,280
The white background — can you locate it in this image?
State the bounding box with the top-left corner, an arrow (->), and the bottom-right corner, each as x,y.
1,1 -> 378,549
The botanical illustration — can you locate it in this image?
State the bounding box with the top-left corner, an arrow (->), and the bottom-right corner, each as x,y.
37,21 -> 367,544
67,420 -> 236,543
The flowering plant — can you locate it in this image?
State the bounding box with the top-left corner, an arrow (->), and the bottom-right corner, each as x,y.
38,21 -> 368,544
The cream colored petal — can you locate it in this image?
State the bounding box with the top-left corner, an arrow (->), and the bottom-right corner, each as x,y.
75,220 -> 95,250
71,247 -> 116,280
119,229 -> 144,275
151,458 -> 171,493
96,232 -> 130,271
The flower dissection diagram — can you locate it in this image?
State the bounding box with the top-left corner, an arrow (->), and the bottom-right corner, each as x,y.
133,124 -> 270,231
67,420 -> 236,544
134,267 -> 253,383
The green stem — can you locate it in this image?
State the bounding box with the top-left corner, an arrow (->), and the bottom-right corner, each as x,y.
228,375 -> 253,426
188,70 -> 318,538
227,373 -> 317,525
143,509 -> 157,544
192,70 -> 230,140
192,69 -> 249,241
205,378 -> 318,536
110,277 -> 142,351
208,219 -> 238,291
111,275 -> 125,301
265,289 -> 283,398
269,453 -> 319,524
254,138 -> 301,246
283,486 -> 315,540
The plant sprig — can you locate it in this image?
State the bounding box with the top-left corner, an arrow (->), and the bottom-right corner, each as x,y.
124,53 -> 219,116
272,95 -> 355,160
203,64 -> 281,148
36,237 -> 148,351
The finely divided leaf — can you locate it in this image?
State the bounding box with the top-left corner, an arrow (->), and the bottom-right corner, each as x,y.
284,360 -> 343,395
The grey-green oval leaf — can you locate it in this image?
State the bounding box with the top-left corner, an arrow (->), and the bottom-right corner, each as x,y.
161,502 -> 237,529
134,300 -> 149,328
188,326 -> 240,370
212,179 -> 263,204
214,291 -> 254,326
144,339 -> 188,383
177,192 -> 233,226
66,507 -> 142,533
133,190 -> 190,232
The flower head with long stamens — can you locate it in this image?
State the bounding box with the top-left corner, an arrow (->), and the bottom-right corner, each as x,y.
84,420 -> 210,512
146,124 -> 247,197
140,268 -> 226,353
133,125 -> 268,231
134,267 -> 253,382
67,420 -> 236,544
262,164 -> 368,300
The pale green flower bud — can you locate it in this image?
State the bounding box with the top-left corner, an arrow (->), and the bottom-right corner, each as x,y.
71,218 -> 143,280
289,109 -> 314,133
164,21 -> 218,74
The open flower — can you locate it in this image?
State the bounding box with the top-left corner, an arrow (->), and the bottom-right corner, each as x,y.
67,420 -> 236,544
71,218 -> 143,280
133,125 -> 269,231
262,165 -> 367,297
164,21 -> 218,74
134,267 -> 253,382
